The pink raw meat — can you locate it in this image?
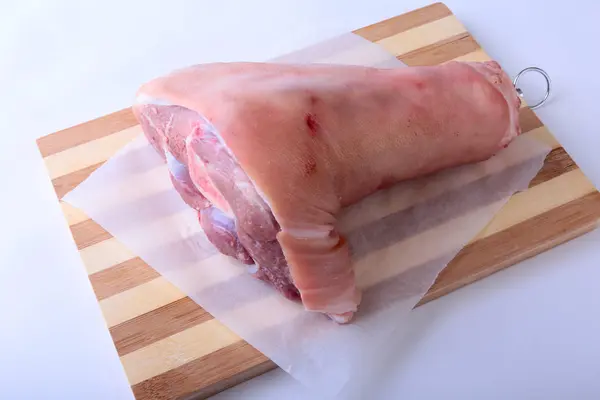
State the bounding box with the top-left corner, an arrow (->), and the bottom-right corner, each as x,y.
133,104 -> 209,211
133,60 -> 521,323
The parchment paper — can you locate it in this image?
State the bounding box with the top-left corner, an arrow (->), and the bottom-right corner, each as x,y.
64,33 -> 550,397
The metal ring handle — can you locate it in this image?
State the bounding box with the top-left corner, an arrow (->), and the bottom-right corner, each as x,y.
512,67 -> 551,110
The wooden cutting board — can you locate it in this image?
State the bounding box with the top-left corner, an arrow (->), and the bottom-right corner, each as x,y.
36,2 -> 600,399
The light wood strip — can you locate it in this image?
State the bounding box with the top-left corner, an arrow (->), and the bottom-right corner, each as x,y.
376,15 -> 467,57
79,237 -> 135,275
90,257 -> 160,301
354,2 -> 451,42
451,48 -> 489,63
132,341 -> 272,400
44,125 -> 141,180
121,319 -> 241,386
60,202 -> 89,226
111,297 -> 211,357
100,277 -> 186,327
37,108 -> 138,158
475,169 -> 595,241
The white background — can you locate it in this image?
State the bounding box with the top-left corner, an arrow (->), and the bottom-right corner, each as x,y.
1,0 -> 599,399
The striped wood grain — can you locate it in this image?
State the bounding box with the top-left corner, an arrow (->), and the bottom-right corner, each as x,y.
36,3 -> 600,399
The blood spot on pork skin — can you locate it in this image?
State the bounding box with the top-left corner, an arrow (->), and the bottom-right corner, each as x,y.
302,156 -> 318,176
305,113 -> 319,137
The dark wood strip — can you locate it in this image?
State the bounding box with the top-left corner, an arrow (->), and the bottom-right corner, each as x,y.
90,257 -> 160,301
37,108 -> 138,158
519,106 -> 544,133
70,219 -> 112,250
354,2 -> 452,42
132,341 -> 274,400
400,32 -> 479,66
52,162 -> 104,199
420,191 -> 600,305
110,297 -> 212,357
529,147 -> 577,188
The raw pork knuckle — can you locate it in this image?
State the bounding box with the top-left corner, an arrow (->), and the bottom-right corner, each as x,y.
133,61 -> 521,323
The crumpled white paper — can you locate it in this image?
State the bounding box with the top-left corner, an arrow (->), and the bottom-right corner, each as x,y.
64,33 -> 550,398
